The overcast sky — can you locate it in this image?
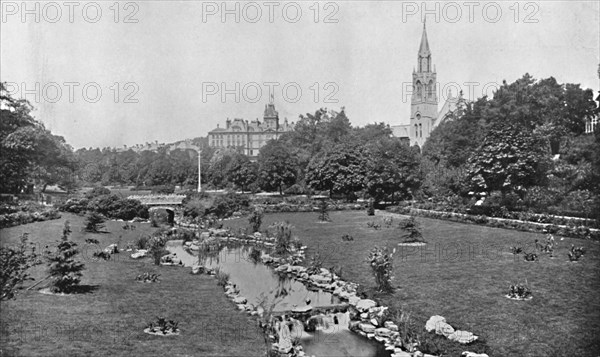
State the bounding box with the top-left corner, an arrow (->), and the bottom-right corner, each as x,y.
1,1 -> 599,149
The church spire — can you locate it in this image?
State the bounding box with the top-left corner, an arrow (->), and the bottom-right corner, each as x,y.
417,20 -> 432,72
418,20 -> 431,58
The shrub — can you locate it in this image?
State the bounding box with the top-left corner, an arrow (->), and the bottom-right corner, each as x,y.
507,282 -> 532,299
341,234 -> 354,241
92,251 -> 111,260
136,272 -> 160,283
523,252 -> 538,261
148,235 -> 167,266
367,199 -> 375,216
248,208 -> 264,233
366,246 -> 394,293
0,233 -> 40,301
85,187 -> 111,199
399,216 -> 425,243
84,212 -> 106,233
307,252 -> 323,275
209,192 -> 250,218
145,316 -> 179,335
182,193 -> 206,219
215,268 -> 230,287
135,235 -> 150,250
317,200 -> 330,222
249,247 -> 261,264
568,244 -> 585,261
45,221 -> 85,293
510,246 -> 523,255
367,221 -> 380,230
270,222 -> 297,257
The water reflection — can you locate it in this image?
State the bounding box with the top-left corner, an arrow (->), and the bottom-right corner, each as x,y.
166,241 -> 391,357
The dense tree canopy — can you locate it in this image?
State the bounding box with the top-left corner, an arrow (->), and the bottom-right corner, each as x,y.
257,140 -> 298,195
305,143 -> 368,197
1,83 -> 77,193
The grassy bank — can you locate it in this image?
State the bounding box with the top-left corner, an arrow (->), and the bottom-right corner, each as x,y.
223,210 -> 600,357
0,214 -> 265,357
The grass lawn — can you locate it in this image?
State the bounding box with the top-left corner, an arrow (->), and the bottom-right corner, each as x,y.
223,210 -> 600,357
0,214 -> 265,357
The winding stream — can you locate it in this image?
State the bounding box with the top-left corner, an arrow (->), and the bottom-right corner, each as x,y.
166,240 -> 391,357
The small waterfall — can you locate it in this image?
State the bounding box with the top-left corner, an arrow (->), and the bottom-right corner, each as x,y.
167,241 -> 391,357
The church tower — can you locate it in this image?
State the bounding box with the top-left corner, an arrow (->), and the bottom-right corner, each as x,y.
410,21 -> 438,147
263,93 -> 279,130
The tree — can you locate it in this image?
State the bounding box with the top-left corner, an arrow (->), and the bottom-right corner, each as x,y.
227,154 -> 258,192
0,83 -> 76,193
85,212 -> 106,232
305,143 -> 367,198
466,124 -> 549,197
46,221 -> 85,293
317,200 -> 330,221
352,122 -> 393,143
0,233 -> 40,300
257,140 -> 298,195
364,139 -> 422,203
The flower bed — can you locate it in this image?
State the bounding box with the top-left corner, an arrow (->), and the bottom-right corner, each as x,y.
387,206 -> 600,240
397,201 -> 599,229
0,203 -> 61,228
254,202 -> 364,214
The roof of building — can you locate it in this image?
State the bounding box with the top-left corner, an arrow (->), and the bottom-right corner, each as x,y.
418,21 -> 431,58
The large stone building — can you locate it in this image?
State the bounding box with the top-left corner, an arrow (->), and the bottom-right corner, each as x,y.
392,22 -> 459,147
208,98 -> 295,157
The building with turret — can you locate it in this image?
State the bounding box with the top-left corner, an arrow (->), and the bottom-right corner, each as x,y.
207,97 -> 295,157
392,22 -> 460,148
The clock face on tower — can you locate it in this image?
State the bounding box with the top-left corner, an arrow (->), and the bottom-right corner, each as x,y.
417,114 -> 421,121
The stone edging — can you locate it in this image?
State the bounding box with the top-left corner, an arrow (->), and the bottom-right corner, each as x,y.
187,234 -> 483,357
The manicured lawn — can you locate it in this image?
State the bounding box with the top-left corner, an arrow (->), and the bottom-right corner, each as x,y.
0,214 -> 265,357
223,210 -> 600,357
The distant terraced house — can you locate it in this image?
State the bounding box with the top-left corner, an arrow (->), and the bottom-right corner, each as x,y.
208,97 -> 295,158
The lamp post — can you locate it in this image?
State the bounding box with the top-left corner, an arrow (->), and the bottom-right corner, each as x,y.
197,149 -> 202,193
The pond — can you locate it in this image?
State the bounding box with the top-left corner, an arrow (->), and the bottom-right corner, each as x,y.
167,240 -> 391,357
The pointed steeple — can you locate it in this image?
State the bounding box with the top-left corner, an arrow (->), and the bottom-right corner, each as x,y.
418,20 -> 431,58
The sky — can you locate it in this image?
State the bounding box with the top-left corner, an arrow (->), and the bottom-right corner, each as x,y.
1,1 -> 599,149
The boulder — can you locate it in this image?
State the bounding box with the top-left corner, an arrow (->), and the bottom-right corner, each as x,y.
160,254 -> 182,265
358,323 -> 376,334
233,296 -> 247,304
104,244 -> 119,254
435,321 -> 455,337
425,315 -> 446,332
375,327 -> 392,337
391,351 -> 412,357
191,263 -> 203,274
384,321 -> 399,331
292,305 -> 313,313
370,318 -> 379,327
448,331 -> 478,344
310,274 -> 330,284
462,352 -> 489,357
348,320 -> 361,330
348,296 -> 361,306
131,249 -> 147,259
356,299 -> 377,311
